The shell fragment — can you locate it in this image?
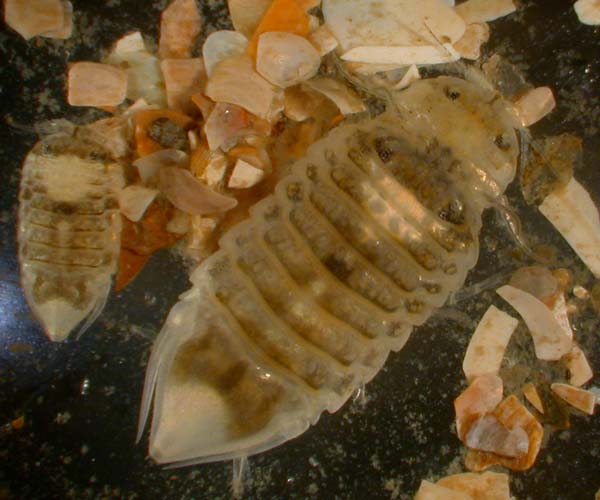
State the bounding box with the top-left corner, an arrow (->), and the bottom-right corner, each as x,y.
414,481 -> 472,500
565,344 -> 594,387
67,62 -> 127,107
551,383 -> 597,415
463,305 -> 518,381
574,0 -> 600,25
455,0 -> 517,24
436,472 -> 511,500
202,30 -> 248,77
341,44 -> 461,66
539,178 -> 600,279
205,55 -> 277,120
497,285 -> 572,361
454,374 -> 503,440
323,0 -> 466,52
513,87 -> 556,127
228,159 -> 265,189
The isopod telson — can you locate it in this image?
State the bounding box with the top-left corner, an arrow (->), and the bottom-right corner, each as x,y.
137,73 -> 519,467
18,124 -> 124,341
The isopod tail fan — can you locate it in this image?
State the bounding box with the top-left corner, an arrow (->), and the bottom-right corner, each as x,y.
136,277 -> 316,466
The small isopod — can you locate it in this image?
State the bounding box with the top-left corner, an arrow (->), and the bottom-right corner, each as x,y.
137,74 -> 519,467
18,123 -> 124,341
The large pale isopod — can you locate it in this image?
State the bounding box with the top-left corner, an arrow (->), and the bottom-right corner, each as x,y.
18,125 -> 124,341
137,74 -> 519,466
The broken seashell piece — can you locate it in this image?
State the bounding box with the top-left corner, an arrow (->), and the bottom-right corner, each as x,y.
454,374 -> 503,440
551,383 -> 597,415
513,86 -> 556,127
462,305 -> 518,381
565,344 -> 594,387
496,285 -> 572,361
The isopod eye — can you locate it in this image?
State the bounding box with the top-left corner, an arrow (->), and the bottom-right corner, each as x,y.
444,87 -> 461,100
439,198 -> 465,225
286,182 -> 303,201
374,136 -> 406,163
494,134 -> 511,151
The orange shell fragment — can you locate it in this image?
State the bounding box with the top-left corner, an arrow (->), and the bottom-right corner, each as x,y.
465,395 -> 543,471
454,374 -> 503,440
437,471 -> 511,500
522,383 -> 544,414
4,0 -> 65,40
158,0 -> 202,59
246,0 -> 311,59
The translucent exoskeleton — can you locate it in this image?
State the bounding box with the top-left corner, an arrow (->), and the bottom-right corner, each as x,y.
18,125 -> 124,341
137,75 -> 519,467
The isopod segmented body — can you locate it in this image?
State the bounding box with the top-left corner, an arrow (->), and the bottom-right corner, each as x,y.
138,75 -> 519,466
18,126 -> 124,341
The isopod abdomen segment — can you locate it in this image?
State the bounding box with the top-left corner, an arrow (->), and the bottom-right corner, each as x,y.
138,75 -> 519,467
18,131 -> 124,341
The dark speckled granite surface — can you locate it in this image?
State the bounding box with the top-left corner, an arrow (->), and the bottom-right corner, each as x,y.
1,1 -> 600,499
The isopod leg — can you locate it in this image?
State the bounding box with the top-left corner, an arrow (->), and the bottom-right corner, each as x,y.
232,455 -> 248,499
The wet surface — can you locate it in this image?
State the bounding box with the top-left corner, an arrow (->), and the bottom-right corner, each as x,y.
1,1 -> 600,499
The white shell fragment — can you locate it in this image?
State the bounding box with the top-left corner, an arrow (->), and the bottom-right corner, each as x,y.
133,149 -> 189,183
414,480 -> 472,500
256,32 -> 321,88
67,62 -> 127,107
453,22 -> 490,60
551,293 -> 574,344
574,0 -> 600,25
463,305 -> 518,381
455,0 -> 517,24
566,344 -> 594,387
200,151 -> 229,187
539,178 -> 600,278
227,0 -> 271,37
436,472 -> 511,500
205,55 -> 277,120
341,44 -> 461,66
465,415 -> 529,458
303,77 -> 366,115
113,31 -> 146,53
228,159 -> 266,189
158,167 -> 238,215
497,285 -> 572,361
203,103 -> 250,151
105,33 -> 166,106
551,383 -> 597,414
160,58 -> 206,113
323,0 -> 466,52
4,0 -> 67,40
513,86 -> 556,127
308,24 -> 339,56
202,30 -> 248,77
393,65 -> 421,90
119,185 -> 159,222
